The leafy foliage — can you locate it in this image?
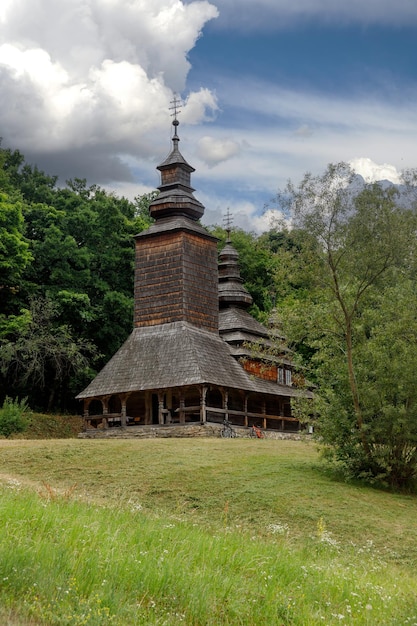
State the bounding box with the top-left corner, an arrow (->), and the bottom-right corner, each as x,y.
0,192 -> 32,294
0,297 -> 98,411
0,396 -> 30,437
275,164 -> 417,488
0,145 -> 154,411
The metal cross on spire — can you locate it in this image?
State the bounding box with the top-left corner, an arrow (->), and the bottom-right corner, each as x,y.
169,94 -> 182,136
223,208 -> 233,242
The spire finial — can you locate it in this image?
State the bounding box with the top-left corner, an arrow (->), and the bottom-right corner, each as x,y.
169,94 -> 182,138
223,208 -> 233,242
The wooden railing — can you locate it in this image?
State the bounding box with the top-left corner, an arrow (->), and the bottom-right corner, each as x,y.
84,406 -> 298,431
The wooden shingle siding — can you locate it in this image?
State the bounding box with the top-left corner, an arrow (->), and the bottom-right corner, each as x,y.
134,230 -> 218,332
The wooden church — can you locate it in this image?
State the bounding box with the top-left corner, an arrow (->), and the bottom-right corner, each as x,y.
76,116 -> 311,434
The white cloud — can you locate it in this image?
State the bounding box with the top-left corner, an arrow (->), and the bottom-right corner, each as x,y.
196,135 -> 241,166
1,0 -> 415,240
225,79 -> 417,136
349,157 -> 403,184
182,88 -> 219,124
0,0 -> 13,23
103,180 -> 156,201
0,0 -> 218,177
171,68 -> 417,234
205,76 -> 417,186
210,0 -> 417,29
294,125 -> 314,138
199,188 -> 289,233
200,193 -> 265,233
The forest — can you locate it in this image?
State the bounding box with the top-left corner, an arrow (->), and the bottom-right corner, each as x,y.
1,143 -> 417,488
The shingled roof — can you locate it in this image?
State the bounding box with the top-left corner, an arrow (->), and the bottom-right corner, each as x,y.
219,306 -> 271,338
76,321 -> 309,400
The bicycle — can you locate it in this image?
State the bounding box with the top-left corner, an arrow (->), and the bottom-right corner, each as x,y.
221,419 -> 237,438
249,424 -> 265,439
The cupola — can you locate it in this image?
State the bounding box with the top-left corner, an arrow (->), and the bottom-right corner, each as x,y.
218,237 -> 253,308
149,117 -> 204,221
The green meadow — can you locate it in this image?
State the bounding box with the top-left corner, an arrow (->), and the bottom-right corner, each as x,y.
0,438 -> 416,625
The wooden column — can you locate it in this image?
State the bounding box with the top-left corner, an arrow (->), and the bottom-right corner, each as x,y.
179,392 -> 185,424
120,395 -> 127,427
145,391 -> 152,425
102,397 -> 109,429
83,400 -> 90,430
200,385 -> 207,423
224,390 -> 229,422
158,392 -> 164,425
166,390 -> 172,423
244,395 -> 248,427
262,400 -> 266,430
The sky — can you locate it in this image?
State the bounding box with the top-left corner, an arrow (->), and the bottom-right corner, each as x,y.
1,0 -> 417,232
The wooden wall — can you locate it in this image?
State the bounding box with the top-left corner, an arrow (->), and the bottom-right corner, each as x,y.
134,230 -> 219,332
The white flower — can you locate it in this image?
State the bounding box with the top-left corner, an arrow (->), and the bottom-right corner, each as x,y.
267,522 -> 289,534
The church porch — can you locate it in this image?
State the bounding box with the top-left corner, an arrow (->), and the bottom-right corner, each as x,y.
81,384 -> 300,434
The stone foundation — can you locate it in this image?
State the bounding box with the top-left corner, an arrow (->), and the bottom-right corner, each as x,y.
78,421 -> 307,440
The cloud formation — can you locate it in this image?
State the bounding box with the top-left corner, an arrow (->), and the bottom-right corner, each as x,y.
0,0 -> 218,182
210,0 -> 417,29
191,75 -> 417,194
1,0 -> 415,236
184,68 -> 417,233
350,157 -> 402,184
196,136 -> 241,166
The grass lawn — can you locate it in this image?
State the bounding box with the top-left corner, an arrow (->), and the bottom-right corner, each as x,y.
0,437 -> 416,625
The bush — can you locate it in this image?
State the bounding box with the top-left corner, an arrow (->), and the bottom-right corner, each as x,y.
0,397 -> 30,437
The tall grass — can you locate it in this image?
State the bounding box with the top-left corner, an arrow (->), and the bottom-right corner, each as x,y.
0,439 -> 416,625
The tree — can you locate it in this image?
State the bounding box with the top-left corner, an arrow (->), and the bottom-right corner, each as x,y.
351,282 -> 417,485
0,297 -> 97,411
275,163 -> 417,488
22,181 -> 153,365
0,144 -> 156,411
0,192 -> 32,308
0,148 -> 32,294
0,146 -> 33,332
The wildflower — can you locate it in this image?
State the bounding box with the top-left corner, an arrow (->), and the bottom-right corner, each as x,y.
317,517 -> 326,538
267,522 -> 289,535
320,532 -> 339,547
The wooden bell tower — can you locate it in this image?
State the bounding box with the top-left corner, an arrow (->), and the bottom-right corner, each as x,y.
134,102 -> 219,333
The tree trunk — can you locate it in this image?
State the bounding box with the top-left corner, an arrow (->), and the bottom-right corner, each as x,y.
345,318 -> 371,458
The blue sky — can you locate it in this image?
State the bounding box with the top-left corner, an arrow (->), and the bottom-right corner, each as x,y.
1,0 -> 416,232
